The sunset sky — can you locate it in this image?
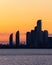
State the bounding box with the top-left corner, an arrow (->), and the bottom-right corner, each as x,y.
0,0 -> 52,43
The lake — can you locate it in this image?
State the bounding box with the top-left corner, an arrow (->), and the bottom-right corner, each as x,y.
0,55 -> 52,65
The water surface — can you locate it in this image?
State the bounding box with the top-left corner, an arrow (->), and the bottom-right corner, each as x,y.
0,55 -> 52,65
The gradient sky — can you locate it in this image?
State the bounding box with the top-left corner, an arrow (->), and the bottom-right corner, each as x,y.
0,0 -> 52,42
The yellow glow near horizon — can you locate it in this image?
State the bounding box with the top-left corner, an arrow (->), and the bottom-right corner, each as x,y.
0,0 -> 52,42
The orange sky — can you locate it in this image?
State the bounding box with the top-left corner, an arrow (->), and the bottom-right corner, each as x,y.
0,0 -> 52,42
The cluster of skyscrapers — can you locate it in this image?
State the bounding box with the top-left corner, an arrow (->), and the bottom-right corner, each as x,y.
26,20 -> 52,48
0,20 -> 52,49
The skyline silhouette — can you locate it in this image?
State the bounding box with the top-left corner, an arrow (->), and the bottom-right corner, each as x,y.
0,19 -> 52,49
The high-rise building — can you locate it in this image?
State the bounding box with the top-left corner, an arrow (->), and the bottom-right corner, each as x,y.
38,31 -> 43,48
16,31 -> 20,48
37,20 -> 42,31
43,30 -> 48,42
26,32 -> 31,48
38,31 -> 43,42
31,30 -> 35,47
9,33 -> 13,47
43,30 -> 48,47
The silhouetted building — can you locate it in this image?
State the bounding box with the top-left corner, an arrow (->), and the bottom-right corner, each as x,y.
48,37 -> 52,48
30,30 -> 35,47
26,32 -> 31,48
16,31 -> 20,48
34,30 -> 39,48
9,33 -> 13,47
43,30 -> 48,48
38,31 -> 43,48
37,20 -> 42,31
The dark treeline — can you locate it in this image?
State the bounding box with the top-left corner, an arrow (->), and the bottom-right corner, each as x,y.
0,20 -> 52,49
